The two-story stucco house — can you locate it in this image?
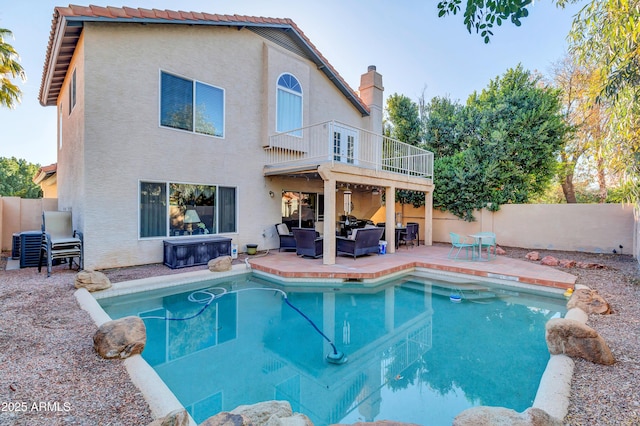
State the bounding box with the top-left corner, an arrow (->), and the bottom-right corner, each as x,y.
38,5 -> 434,270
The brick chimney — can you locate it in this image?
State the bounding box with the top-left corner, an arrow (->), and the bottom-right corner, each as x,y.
359,65 -> 384,134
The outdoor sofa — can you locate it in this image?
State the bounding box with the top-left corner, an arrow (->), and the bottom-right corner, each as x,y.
336,226 -> 384,259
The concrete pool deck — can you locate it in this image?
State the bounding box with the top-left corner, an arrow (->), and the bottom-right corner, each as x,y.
82,244 -> 578,424
246,244 -> 576,289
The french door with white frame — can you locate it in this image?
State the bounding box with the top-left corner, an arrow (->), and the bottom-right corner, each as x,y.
331,123 -> 358,165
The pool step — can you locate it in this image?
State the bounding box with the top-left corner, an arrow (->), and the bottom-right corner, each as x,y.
262,357 -> 286,374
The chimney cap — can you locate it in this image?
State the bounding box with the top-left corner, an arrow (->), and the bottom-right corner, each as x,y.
368,65 -> 377,72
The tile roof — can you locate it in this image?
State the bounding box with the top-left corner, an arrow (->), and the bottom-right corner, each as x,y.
33,163 -> 57,184
39,4 -> 369,114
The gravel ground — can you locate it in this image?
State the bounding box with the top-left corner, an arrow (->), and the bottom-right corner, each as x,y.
0,248 -> 638,425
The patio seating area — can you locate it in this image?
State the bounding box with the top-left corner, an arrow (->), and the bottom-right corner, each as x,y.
448,231 -> 498,262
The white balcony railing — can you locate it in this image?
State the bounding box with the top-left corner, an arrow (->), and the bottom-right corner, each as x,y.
264,121 -> 433,179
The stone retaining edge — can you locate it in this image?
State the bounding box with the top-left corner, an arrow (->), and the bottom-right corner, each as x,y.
532,287 -> 590,421
532,354 -> 575,419
74,288 -> 197,425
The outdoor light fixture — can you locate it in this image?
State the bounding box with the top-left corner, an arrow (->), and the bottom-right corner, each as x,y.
343,190 -> 352,215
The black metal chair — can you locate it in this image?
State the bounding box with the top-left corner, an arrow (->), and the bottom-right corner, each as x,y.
407,222 -> 419,246
292,228 -> 323,258
398,223 -> 418,249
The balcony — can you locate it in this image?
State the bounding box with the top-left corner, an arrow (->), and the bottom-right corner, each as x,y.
264,121 -> 433,180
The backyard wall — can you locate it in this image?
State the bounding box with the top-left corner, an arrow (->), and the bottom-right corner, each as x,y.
1,197 -> 637,258
432,203 -> 636,255
0,197 -> 58,251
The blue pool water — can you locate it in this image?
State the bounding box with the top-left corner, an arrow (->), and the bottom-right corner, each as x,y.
99,272 -> 566,425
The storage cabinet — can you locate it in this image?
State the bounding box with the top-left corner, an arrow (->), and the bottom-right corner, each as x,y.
163,237 -> 232,269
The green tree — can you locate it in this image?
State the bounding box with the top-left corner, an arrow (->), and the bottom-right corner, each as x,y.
467,66 -> 568,203
566,0 -> 640,202
384,93 -> 423,145
0,157 -> 43,198
0,28 -> 26,109
548,53 -> 617,203
384,94 -> 427,208
566,0 -> 640,103
436,0 -> 640,201
436,0 -> 639,103
421,95 -> 468,158
425,66 -> 569,220
436,0 -> 534,43
386,68 -> 569,219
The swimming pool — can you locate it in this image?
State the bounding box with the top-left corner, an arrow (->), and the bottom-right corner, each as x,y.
98,270 -> 566,425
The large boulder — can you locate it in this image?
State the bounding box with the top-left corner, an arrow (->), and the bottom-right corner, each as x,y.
576,261 -> 606,269
494,246 -> 507,256
74,270 -> 112,291
545,318 -> 615,365
540,256 -> 559,266
558,259 -> 576,268
332,421 -> 421,426
525,251 -> 540,261
199,412 -> 251,426
230,401 -> 311,425
209,256 -> 233,272
566,288 -> 611,315
453,406 -> 562,426
146,409 -> 190,426
201,401 -> 313,426
93,316 -> 146,359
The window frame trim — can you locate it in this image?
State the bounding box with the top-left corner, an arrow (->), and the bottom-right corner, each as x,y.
275,72 -> 303,137
68,68 -> 76,115
158,69 -> 226,139
138,179 -> 238,240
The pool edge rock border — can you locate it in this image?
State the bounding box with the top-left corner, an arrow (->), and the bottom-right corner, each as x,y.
454,283 -> 603,425
531,303 -> 588,419
74,287 -> 198,426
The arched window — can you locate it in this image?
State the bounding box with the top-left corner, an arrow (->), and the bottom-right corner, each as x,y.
276,73 -> 302,136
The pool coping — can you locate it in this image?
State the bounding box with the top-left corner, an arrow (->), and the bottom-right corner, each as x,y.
78,264 -> 579,424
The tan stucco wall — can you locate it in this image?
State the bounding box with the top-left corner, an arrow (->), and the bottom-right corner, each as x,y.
433,203 -> 636,254
57,30 -> 86,233
40,176 -> 57,198
0,197 -> 58,250
64,23 -> 373,269
2,198 -> 636,259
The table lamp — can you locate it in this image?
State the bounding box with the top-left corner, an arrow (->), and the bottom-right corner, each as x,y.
183,208 -> 201,235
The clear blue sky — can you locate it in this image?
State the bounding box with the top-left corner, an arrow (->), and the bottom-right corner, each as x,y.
0,0 -> 585,166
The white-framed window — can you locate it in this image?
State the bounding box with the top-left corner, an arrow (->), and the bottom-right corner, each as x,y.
139,181 -> 237,238
281,191 -> 324,228
160,71 -> 225,137
276,73 -> 302,136
68,68 -> 76,114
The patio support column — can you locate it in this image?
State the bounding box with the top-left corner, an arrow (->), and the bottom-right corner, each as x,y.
384,287 -> 395,332
323,178 -> 337,265
322,293 -> 336,357
424,190 -> 433,245
386,185 -> 396,253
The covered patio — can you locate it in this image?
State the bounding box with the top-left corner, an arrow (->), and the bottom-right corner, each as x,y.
264,121 -> 435,265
